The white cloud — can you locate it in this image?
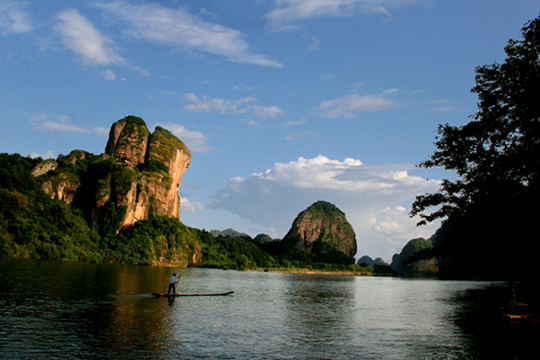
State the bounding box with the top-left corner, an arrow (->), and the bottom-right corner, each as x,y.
28,150 -> 55,160
29,113 -> 108,136
54,9 -> 125,66
371,206 -> 430,241
252,105 -> 285,118
429,106 -> 461,113
318,93 -> 400,118
350,82 -> 365,91
209,155 -> 441,260
283,130 -> 318,140
53,9 -> 147,75
427,100 -> 462,113
182,208 -> 276,237
319,74 -> 335,82
380,88 -> 400,96
233,84 -> 254,91
93,126 -> 110,136
35,118 -> 90,133
243,119 -> 261,127
156,122 -> 214,153
180,197 -> 205,213
94,1 -> 283,68
0,1 -> 33,35
280,119 -> 307,127
103,69 -> 116,81
266,0 -> 426,30
183,93 -> 256,114
183,93 -> 284,118
303,33 -> 320,50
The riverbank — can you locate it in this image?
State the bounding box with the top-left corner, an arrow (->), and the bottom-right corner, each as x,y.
250,268 -> 383,276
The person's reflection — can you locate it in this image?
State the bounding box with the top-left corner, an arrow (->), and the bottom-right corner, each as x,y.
168,296 -> 175,305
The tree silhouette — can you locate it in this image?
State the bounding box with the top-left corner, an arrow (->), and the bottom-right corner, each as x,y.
411,14 -> 540,280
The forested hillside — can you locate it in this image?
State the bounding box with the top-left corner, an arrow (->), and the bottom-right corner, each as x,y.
1,152 -> 383,272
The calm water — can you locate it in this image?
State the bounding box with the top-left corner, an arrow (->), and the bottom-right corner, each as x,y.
0,258 -> 535,359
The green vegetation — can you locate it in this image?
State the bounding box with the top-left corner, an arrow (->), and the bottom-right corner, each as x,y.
253,233 -> 273,244
139,159 -> 169,173
191,232 -> 278,270
191,231 -> 377,273
113,216 -> 200,265
280,200 -> 357,263
117,116 -> 150,144
0,152 -> 200,265
301,200 -> 346,219
150,126 -> 191,159
410,14 -> 540,281
0,152 -> 379,274
0,153 -> 103,262
393,238 -> 437,277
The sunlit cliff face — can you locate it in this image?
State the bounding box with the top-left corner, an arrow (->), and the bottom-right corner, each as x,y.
282,201 -> 357,260
35,116 -> 192,229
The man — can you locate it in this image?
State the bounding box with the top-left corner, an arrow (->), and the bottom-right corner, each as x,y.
167,273 -> 182,295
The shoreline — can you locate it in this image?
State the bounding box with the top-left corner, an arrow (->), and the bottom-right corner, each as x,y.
249,268 -> 382,276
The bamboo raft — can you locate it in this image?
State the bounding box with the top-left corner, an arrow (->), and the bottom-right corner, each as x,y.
152,291 -> 234,297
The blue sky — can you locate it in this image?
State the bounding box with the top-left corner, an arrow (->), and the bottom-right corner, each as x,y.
1,0 -> 538,261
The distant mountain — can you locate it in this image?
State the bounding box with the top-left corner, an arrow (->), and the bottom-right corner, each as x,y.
390,238 -> 437,277
210,228 -> 251,238
357,256 -> 389,267
357,256 -> 374,266
280,201 -> 357,264
253,234 -> 275,244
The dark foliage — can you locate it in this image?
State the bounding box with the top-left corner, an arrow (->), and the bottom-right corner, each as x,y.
137,159 -> 169,173
0,153 -> 103,262
410,14 -> 540,280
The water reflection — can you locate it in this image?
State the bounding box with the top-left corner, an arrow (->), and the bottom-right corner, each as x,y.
0,258 -> 184,359
281,274 -> 357,358
0,258 -> 536,359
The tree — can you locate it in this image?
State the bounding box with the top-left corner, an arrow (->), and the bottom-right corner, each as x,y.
410,15 -> 540,280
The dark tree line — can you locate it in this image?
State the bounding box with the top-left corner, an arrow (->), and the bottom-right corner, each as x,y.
410,14 -> 540,281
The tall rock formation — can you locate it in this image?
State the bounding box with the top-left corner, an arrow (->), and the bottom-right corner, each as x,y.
281,201 -> 357,264
102,117 -> 191,228
34,115 -> 191,231
105,116 -> 150,167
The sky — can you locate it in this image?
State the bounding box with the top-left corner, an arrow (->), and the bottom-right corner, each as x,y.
1,0 -> 539,262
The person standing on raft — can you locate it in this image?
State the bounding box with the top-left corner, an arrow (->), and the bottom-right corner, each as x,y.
167,273 -> 182,295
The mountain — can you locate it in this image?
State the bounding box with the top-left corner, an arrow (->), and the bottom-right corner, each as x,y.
357,256 -> 389,267
210,228 -> 251,238
0,116 -> 201,266
280,201 -> 357,264
1,118 -> 375,271
34,116 -> 191,230
253,233 -> 275,244
390,238 -> 437,277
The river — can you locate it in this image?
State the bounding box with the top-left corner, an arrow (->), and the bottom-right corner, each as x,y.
0,258 -> 535,359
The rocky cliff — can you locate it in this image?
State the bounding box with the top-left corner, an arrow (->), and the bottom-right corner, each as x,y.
34,115 -> 191,230
103,117 -> 191,228
390,238 -> 437,276
280,201 -> 357,263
